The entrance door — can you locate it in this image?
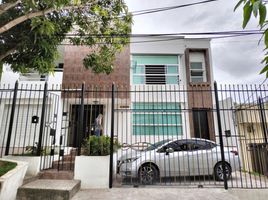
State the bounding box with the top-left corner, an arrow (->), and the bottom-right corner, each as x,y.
192,109 -> 210,140
69,104 -> 103,147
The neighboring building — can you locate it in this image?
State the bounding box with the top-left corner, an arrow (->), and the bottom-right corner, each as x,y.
235,101 -> 268,175
0,47 -> 64,156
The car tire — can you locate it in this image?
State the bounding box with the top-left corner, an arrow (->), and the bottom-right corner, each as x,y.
214,162 -> 232,181
138,163 -> 159,185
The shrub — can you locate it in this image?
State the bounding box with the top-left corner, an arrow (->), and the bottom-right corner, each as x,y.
82,135 -> 120,156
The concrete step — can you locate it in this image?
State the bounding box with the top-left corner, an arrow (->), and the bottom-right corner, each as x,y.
17,179 -> 80,200
62,155 -> 76,162
39,169 -> 74,180
23,175 -> 40,185
70,149 -> 77,156
52,161 -> 75,170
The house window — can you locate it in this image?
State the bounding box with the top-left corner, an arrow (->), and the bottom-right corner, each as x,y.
55,63 -> 64,72
132,102 -> 183,135
189,52 -> 206,83
132,55 -> 179,85
19,71 -> 47,81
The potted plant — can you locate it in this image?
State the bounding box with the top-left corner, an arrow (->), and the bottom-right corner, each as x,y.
74,135 -> 120,189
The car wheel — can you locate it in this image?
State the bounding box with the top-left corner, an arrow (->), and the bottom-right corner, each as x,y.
138,164 -> 159,185
214,162 -> 232,181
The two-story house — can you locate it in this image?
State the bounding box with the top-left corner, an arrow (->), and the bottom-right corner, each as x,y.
60,36 -> 215,149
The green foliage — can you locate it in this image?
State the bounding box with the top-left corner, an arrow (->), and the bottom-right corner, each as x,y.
0,160 -> 17,177
243,1 -> 252,28
0,0 -> 132,74
23,144 -> 57,156
235,0 -> 268,76
82,135 -> 121,156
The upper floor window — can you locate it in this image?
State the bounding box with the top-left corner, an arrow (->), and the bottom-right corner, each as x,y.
19,72 -> 47,81
132,55 -> 179,85
189,52 -> 207,83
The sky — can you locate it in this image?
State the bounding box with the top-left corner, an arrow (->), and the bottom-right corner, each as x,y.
125,0 -> 266,85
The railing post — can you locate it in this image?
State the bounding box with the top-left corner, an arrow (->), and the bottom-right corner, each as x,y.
258,97 -> 268,144
37,82 -> 48,156
5,81 -> 19,155
77,83 -> 85,156
109,83 -> 115,188
214,81 -> 228,190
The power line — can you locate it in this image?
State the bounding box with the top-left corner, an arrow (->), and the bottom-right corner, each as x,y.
244,78 -> 268,105
1,31 -> 264,46
85,0 -> 221,23
130,0 -> 220,16
63,30 -> 263,37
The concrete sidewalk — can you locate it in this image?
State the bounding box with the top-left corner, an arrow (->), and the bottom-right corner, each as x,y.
71,188 -> 268,200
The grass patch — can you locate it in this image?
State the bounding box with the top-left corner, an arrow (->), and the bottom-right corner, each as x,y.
0,160 -> 17,177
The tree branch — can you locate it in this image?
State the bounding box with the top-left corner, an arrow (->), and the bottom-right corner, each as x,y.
0,1 -> 21,15
0,8 -> 55,34
0,1 -> 98,35
0,47 -> 17,61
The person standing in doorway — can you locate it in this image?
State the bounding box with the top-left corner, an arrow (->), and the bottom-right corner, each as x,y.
94,114 -> 103,137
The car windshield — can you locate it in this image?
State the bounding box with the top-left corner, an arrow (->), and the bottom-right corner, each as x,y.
144,139 -> 170,151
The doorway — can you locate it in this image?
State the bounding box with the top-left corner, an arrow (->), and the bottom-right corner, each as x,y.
69,104 -> 103,147
192,109 -> 210,140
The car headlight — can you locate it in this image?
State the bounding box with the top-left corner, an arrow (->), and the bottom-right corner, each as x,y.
122,157 -> 140,163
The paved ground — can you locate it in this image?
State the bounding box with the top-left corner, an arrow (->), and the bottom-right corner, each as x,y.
71,188 -> 268,200
113,171 -> 268,188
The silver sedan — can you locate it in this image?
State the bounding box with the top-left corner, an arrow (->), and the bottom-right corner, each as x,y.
118,138 -> 240,184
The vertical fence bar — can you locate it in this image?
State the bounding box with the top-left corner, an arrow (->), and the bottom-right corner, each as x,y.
5,81 -> 19,156
109,83 -> 115,188
258,97 -> 268,144
78,83 -> 85,156
214,81 -> 228,190
37,82 -> 48,156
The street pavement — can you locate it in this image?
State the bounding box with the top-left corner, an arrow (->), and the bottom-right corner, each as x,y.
71,187 -> 268,200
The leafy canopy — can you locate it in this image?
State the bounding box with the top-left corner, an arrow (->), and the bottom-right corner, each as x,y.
0,0 -> 132,74
234,0 -> 267,76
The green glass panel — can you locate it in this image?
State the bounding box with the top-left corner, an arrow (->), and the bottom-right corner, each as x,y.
133,125 -> 183,135
133,66 -> 145,74
133,114 -> 182,125
191,77 -> 203,83
167,66 -> 178,74
133,76 -> 144,84
166,76 -> 178,84
133,103 -> 181,111
190,62 -> 202,70
132,55 -> 178,65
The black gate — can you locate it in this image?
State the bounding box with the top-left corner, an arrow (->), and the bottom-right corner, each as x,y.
0,82 -> 60,171
112,83 -> 268,189
0,82 -> 268,189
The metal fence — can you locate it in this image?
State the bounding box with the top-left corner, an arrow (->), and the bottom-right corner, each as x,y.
0,82 -> 267,189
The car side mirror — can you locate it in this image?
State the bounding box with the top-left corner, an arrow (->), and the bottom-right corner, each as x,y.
165,147 -> 174,155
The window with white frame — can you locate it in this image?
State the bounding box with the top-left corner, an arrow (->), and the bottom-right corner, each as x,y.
19,72 -> 48,81
132,55 -> 179,85
189,52 -> 206,83
132,102 -> 183,135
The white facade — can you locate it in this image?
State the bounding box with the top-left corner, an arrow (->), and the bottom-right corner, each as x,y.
115,37 -> 214,147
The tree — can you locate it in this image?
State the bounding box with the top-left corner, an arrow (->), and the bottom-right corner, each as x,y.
235,0 -> 268,76
0,0 -> 132,74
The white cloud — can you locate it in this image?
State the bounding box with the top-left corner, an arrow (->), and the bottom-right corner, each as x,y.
125,0 -> 266,84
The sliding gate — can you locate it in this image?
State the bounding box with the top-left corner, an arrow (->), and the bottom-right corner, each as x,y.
113,84 -> 268,189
